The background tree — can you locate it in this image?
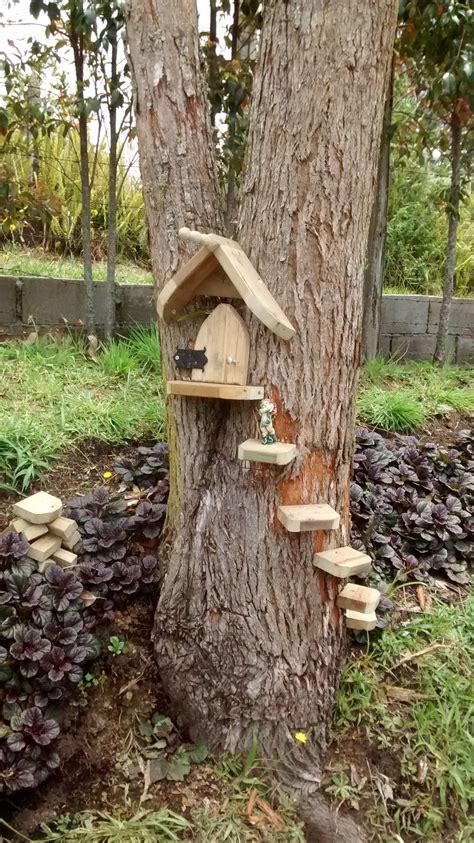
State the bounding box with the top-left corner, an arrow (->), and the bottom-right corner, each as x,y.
398,0 -> 473,364
362,67 -> 394,360
125,0 -> 398,798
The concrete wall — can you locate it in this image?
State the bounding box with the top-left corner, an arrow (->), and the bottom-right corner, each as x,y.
0,276 -> 472,363
379,295 -> 473,365
0,275 -> 154,335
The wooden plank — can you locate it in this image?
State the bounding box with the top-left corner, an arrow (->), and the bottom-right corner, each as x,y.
344,610 -> 377,631
215,243 -> 295,340
337,584 -> 381,614
63,530 -> 81,550
167,381 -> 263,400
13,491 -> 62,525
10,518 -> 48,543
312,546 -> 372,578
238,439 -> 297,466
27,534 -> 62,563
157,249 -> 220,322
48,516 -> 78,542
52,547 -> 78,567
191,304 -> 249,385
277,504 -> 340,532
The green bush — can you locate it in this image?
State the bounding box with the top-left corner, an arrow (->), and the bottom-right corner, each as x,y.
0,130 -> 148,264
385,160 -> 473,297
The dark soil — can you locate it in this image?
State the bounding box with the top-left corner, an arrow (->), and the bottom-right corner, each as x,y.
0,439 -> 144,530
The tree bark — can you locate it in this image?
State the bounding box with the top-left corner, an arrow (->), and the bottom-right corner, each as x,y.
126,0 -> 398,795
434,111 -> 462,365
105,34 -> 118,339
362,63 -> 393,360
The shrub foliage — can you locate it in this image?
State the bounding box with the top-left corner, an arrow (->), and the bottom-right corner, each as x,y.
0,445 -> 168,794
352,428 -> 473,584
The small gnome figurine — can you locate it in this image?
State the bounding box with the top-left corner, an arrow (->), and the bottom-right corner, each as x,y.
258,398 -> 277,445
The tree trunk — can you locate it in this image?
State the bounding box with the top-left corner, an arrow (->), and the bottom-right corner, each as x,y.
362,64 -> 393,360
434,111 -> 462,365
126,0 -> 397,795
105,35 -> 118,339
72,34 -> 96,338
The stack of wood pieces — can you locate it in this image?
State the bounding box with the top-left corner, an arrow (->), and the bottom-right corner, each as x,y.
9,492 -> 80,573
336,583 -> 381,631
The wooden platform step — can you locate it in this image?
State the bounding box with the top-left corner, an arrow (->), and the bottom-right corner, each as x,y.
312,546 -> 371,578
337,584 -> 381,614
277,504 -> 340,533
27,534 -> 61,563
344,609 -> 377,631
13,491 -> 62,525
167,381 -> 263,400
238,439 -> 296,465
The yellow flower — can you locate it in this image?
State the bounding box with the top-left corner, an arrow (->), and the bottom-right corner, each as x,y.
103,471 -> 112,479
294,731 -> 308,744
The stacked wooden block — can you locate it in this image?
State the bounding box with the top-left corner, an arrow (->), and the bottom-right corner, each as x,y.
9,492 -> 80,572
275,504 -> 380,631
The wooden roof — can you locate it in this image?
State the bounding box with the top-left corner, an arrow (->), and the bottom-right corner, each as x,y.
156,228 -> 295,340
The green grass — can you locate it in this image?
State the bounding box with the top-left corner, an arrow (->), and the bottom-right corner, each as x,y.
2,810 -> 190,842
332,596 -> 474,841
0,332 -> 164,492
0,245 -> 153,285
358,357 -> 474,432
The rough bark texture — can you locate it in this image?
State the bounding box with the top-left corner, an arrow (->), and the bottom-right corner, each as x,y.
126,0 -> 398,794
362,68 -> 393,360
434,113 -> 462,364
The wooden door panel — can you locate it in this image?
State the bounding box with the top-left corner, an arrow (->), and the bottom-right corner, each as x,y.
192,304 -> 249,385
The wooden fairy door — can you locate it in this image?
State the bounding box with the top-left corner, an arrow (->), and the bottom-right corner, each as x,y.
192,304 -> 250,385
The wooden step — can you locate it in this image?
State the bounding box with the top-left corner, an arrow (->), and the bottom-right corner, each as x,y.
337,584 -> 381,614
238,439 -> 296,465
9,518 -> 48,543
48,516 -> 78,542
27,534 -> 61,563
344,609 -> 377,631
167,381 -> 263,400
63,530 -> 81,551
312,546 -> 371,578
277,504 -> 340,533
13,491 -> 62,525
52,547 -> 78,567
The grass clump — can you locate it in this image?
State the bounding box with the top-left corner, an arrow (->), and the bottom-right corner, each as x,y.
332,597 -> 474,840
6,809 -> 191,842
0,333 -> 164,491
358,357 -> 474,432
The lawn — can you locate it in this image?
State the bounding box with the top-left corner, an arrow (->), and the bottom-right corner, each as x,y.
0,245 -> 154,285
0,334 -> 472,493
0,329 -> 164,492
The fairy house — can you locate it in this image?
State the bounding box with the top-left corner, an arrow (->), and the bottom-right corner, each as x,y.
156,227 -> 295,400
